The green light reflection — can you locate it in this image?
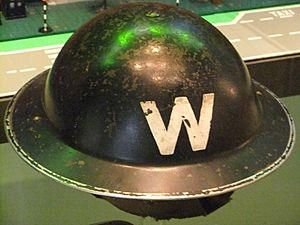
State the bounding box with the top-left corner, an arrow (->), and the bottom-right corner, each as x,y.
103,51 -> 116,66
148,25 -> 165,36
117,30 -> 134,47
102,24 -> 204,67
177,30 -> 189,43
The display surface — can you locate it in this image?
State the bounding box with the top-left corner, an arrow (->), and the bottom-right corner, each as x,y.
1,95 -> 299,224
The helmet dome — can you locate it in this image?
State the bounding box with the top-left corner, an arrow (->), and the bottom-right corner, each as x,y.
44,3 -> 261,165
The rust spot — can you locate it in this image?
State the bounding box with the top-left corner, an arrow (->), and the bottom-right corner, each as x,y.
145,11 -> 160,18
66,160 -> 77,167
183,119 -> 191,128
34,133 -> 41,139
144,108 -> 153,116
33,116 -> 41,122
78,160 -> 86,166
256,91 -> 263,96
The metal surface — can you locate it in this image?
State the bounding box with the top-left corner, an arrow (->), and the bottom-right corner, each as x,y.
5,3 -> 295,200
44,3 -> 262,164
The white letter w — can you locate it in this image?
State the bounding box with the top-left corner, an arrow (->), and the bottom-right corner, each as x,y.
140,93 -> 215,155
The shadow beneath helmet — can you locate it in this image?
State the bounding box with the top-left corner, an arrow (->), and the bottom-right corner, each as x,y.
94,191 -> 233,220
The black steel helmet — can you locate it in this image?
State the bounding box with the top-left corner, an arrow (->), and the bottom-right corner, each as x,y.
5,3 -> 294,202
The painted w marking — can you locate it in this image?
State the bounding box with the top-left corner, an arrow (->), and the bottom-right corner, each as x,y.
140,93 -> 215,155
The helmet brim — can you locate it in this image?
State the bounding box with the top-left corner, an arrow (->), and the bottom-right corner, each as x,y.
5,70 -> 295,200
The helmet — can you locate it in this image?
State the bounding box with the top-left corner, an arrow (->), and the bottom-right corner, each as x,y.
5,2 -> 294,205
